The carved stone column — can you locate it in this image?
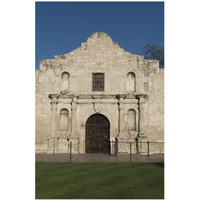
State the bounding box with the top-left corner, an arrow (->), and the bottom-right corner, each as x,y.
117,95 -> 126,138
71,96 -> 77,137
48,94 -> 59,154
135,109 -> 139,132
49,94 -> 59,138
136,94 -> 147,138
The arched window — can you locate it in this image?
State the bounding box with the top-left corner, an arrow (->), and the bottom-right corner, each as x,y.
127,72 -> 136,92
61,72 -> 70,94
127,109 -> 136,131
60,109 -> 69,133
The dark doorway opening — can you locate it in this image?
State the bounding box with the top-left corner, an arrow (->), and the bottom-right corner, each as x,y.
86,114 -> 110,153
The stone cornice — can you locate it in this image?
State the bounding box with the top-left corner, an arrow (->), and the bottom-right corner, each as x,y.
50,93 -> 148,101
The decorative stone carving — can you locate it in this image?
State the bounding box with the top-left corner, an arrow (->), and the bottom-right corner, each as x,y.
93,103 -> 101,113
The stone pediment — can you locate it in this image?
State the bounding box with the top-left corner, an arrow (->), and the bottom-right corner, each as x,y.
53,32 -> 141,65
39,32 -> 159,73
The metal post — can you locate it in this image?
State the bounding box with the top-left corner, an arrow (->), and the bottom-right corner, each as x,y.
111,141 -> 113,155
115,140 -> 118,156
147,141 -> 150,156
130,142 -> 132,163
135,137 -> 139,154
136,139 -> 139,154
70,141 -> 72,163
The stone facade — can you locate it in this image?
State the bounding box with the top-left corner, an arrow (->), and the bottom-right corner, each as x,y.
35,32 -> 164,154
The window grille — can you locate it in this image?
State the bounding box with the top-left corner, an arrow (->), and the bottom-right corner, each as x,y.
92,73 -> 104,91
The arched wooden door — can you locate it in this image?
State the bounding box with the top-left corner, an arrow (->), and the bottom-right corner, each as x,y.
86,114 -> 110,153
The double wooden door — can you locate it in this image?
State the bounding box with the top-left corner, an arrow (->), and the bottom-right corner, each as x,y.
86,114 -> 110,153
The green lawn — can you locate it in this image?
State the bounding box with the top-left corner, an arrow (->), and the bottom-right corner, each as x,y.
36,162 -> 164,199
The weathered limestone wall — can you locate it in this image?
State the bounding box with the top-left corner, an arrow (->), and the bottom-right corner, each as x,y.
35,32 -> 164,154
35,70 -> 51,143
146,69 -> 164,142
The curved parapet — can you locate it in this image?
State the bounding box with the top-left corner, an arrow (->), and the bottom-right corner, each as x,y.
87,32 -> 113,44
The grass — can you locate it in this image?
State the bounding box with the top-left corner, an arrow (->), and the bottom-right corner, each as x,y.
36,162 -> 164,199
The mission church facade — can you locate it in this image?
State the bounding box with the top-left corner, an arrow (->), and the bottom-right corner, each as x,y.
35,32 -> 164,154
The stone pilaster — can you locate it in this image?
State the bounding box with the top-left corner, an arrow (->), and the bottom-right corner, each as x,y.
136,94 -> 148,138
69,96 -> 79,154
71,95 -> 77,137
49,94 -> 59,139
135,108 -> 139,132
117,95 -> 126,138
48,94 -> 59,154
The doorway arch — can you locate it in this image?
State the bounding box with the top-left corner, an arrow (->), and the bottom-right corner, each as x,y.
85,114 -> 110,153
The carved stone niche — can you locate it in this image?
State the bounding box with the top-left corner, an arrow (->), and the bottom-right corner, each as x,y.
127,72 -> 136,92
60,108 -> 69,137
61,72 -> 70,94
127,109 -> 137,138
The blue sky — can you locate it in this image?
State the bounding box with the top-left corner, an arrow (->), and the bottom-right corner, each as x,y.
35,2 -> 164,69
